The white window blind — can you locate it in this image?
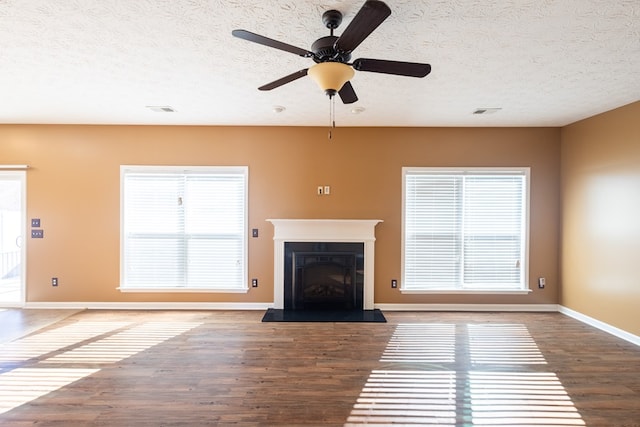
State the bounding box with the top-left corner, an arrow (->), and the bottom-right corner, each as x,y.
121,166 -> 247,291
403,168 -> 528,292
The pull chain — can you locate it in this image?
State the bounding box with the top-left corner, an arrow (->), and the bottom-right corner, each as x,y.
328,94 -> 336,140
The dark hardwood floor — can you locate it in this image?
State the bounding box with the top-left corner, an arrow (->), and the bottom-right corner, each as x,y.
0,309 -> 638,426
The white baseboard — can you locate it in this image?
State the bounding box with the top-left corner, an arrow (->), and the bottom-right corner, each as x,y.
377,303 -> 638,347
375,303 -> 559,312
23,302 -> 272,311
18,301 -> 639,348
558,306 -> 640,347
23,302 -> 557,312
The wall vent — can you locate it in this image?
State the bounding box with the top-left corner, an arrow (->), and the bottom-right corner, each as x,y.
146,106 -> 176,113
473,107 -> 501,115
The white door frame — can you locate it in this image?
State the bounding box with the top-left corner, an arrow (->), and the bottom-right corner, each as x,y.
0,170 -> 26,306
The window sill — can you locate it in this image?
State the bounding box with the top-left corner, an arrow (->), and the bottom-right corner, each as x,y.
118,287 -> 249,294
400,288 -> 532,295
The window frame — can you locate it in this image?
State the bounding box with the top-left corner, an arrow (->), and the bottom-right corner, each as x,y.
119,165 -> 249,293
401,167 -> 531,295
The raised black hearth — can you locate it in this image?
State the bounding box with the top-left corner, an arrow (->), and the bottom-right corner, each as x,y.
284,242 -> 364,311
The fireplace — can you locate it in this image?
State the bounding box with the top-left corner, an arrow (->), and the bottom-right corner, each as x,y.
267,219 -> 382,310
284,242 -> 364,310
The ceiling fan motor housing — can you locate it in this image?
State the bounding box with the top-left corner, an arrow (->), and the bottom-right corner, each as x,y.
313,9 -> 350,63
312,36 -> 351,63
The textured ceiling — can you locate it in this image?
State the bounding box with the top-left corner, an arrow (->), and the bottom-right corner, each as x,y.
0,0 -> 638,127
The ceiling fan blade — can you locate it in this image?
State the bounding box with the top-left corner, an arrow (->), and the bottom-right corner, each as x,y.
258,69 -> 309,91
353,58 -> 431,77
232,29 -> 314,58
334,0 -> 391,54
338,81 -> 358,104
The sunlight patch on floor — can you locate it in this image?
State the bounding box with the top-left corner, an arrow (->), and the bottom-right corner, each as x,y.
0,368 -> 98,415
380,323 -> 456,363
347,322 -> 585,426
43,322 -> 201,364
0,319 -> 202,416
468,324 -> 547,365
0,321 -> 131,364
470,371 -> 585,425
346,370 -> 457,425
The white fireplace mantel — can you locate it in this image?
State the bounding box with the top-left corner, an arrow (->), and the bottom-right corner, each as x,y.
267,219 -> 383,310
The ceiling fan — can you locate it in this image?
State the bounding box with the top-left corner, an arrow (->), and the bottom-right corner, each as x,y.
232,0 -> 431,104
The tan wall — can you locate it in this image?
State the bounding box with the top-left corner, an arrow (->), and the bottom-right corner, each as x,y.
561,101 -> 640,335
1,125 -> 560,305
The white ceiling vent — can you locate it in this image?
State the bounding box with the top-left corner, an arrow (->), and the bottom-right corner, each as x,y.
146,106 -> 176,113
473,108 -> 502,115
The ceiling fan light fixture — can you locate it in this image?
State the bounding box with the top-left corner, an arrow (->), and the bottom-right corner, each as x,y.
308,62 -> 354,96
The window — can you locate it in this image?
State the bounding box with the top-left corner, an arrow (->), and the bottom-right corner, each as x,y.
402,167 -> 529,293
120,166 -> 248,292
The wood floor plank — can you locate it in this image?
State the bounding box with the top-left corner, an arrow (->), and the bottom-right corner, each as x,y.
0,310 -> 638,426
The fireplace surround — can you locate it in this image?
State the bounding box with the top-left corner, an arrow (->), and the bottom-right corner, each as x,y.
267,219 -> 382,310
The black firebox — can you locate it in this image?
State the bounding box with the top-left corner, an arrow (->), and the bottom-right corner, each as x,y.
284,242 -> 364,311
